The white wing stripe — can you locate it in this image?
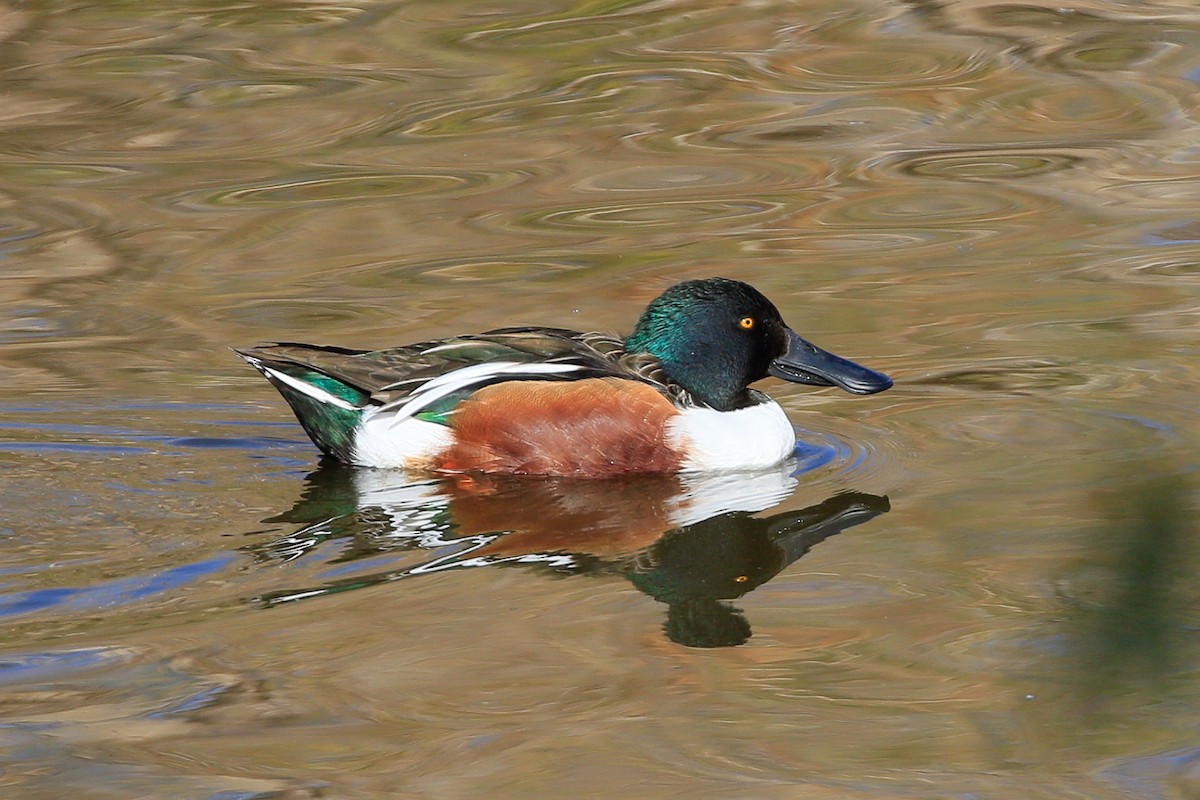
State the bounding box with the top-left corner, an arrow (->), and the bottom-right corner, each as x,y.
381,361 -> 582,427
253,361 -> 359,411
419,342 -> 487,356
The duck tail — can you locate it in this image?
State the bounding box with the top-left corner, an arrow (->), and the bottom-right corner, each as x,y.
235,346 -> 367,462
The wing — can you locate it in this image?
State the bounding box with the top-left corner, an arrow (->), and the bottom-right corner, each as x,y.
237,327 -> 692,421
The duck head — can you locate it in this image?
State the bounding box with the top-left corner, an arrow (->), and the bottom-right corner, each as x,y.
625,277 -> 893,411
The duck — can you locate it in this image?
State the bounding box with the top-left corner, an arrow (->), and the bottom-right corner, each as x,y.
236,277 -> 892,476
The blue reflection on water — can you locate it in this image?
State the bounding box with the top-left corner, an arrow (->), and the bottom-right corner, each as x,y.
0,553 -> 237,619
793,427 -> 862,476
0,646 -> 128,686
793,437 -> 838,474
0,401 -> 310,457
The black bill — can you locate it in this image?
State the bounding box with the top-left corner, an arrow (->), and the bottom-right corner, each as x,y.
768,329 -> 893,395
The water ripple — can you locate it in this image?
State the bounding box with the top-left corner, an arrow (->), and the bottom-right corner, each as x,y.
459,14 -> 644,50
786,411 -> 909,489
944,405 -> 1183,460
0,647 -> 136,686
1067,253 -> 1200,286
873,148 -> 1091,182
0,553 -> 238,620
961,82 -> 1175,141
165,169 -> 529,210
213,298 -> 379,328
393,67 -> 741,139
0,214 -> 50,257
1100,178 -> 1200,209
809,185 -> 1048,228
359,255 -> 592,286
764,43 -> 995,91
1047,35 -> 1179,73
908,358 -> 1103,395
675,105 -> 934,151
169,3 -> 370,29
0,163 -> 141,186
63,51 -> 210,77
476,198 -> 785,233
746,228 -> 989,257
575,164 -> 778,193
175,75 -> 379,108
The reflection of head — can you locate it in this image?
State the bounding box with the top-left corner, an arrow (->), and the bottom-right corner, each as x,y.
664,597 -> 751,648
629,492 -> 892,648
629,513 -> 782,648
626,513 -> 785,602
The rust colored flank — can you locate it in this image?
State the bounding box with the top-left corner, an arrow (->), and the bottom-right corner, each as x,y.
435,377 -> 683,477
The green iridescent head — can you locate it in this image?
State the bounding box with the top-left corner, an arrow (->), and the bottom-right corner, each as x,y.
626,278 -> 892,411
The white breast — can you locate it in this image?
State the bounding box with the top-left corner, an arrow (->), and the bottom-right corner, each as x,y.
666,397 -> 797,472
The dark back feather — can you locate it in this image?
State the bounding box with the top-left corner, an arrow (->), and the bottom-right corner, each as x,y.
237,328 -> 695,409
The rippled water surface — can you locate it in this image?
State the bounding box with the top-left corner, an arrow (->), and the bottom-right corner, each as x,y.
2,1 -> 1199,797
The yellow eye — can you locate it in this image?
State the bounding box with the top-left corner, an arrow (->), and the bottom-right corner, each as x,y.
739,316 -> 755,330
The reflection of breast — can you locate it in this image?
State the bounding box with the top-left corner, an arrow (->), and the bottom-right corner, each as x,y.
452,473 -> 685,560
354,463 -> 800,561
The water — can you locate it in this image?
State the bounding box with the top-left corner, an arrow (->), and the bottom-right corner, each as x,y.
1,1 -> 1198,797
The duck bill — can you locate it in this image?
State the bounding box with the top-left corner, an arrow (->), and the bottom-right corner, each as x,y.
768,329 -> 893,395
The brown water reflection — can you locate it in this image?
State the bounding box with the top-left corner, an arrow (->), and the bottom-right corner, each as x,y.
1,0 -> 1199,797
251,465 -> 890,648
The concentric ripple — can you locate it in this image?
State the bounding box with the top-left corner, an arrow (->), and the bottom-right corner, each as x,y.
165,169 -> 527,210
1047,36 -> 1176,72
810,185 -> 1047,228
965,82 -> 1173,140
764,43 -> 994,91
789,419 -> 908,489
745,227 -> 989,257
908,358 -> 1105,394
878,149 -> 1090,181
479,198 -> 784,233
576,165 -> 768,193
363,256 -> 591,286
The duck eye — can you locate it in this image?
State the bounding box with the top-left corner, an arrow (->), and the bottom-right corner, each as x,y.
739,316 -> 755,330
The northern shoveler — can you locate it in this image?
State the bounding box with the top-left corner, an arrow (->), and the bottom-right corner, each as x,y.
236,277 -> 892,476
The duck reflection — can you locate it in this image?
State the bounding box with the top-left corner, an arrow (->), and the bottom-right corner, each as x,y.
251,462 -> 889,647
